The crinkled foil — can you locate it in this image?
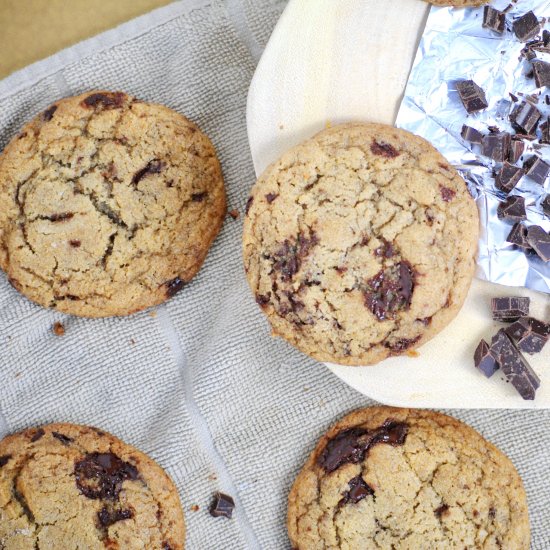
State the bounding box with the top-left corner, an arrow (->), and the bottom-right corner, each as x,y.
396,0 -> 550,294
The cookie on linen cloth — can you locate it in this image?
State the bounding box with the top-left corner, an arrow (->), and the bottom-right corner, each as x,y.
288,407 -> 530,550
0,423 -> 185,549
243,123 -> 479,365
0,90 -> 226,317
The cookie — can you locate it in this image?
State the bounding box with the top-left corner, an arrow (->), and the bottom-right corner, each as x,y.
288,407 -> 530,550
424,0 -> 488,6
242,123 -> 478,365
0,423 -> 185,549
0,91 -> 226,317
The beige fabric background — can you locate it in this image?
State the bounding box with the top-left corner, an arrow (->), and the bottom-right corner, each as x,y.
0,1 -> 548,548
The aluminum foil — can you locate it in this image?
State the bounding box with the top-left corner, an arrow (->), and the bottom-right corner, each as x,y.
396,0 -> 550,294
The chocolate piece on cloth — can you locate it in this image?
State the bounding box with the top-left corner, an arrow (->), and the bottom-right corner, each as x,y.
483,6 -> 505,34
474,339 -> 499,378
495,162 -> 524,193
506,223 -> 532,250
513,11 -> 541,43
209,492 -> 235,519
508,139 -> 525,163
532,60 -> 550,88
456,80 -> 488,113
481,132 -> 511,162
460,124 -> 483,144
490,329 -> 540,400
497,196 -> 526,222
526,225 -> 550,262
491,296 -> 530,322
506,317 -> 550,355
523,156 -> 550,185
510,102 -> 541,135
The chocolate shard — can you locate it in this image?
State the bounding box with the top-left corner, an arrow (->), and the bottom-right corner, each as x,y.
526,225 -> 550,262
490,329 -> 540,400
209,492 -> 235,519
483,6 -> 505,34
540,119 -> 550,145
513,11 -> 541,43
461,125 -> 483,144
508,140 -> 525,164
339,475 -> 374,507
542,194 -> 550,217
506,223 -> 532,250
495,162 -> 524,193
497,196 -> 526,222
456,80 -> 489,113
510,102 -> 541,135
532,60 -> 550,88
491,296 -> 530,322
474,339 -> 499,378
319,420 -> 408,473
481,132 -> 511,162
523,156 -> 550,185
505,317 -> 550,354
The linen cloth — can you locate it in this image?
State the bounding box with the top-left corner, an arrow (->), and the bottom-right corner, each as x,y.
0,1 -> 548,548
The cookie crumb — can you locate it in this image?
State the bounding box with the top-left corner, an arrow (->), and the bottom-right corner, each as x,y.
52,322 -> 65,336
190,504 -> 200,512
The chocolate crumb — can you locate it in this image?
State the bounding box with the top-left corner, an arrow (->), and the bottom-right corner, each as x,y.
52,322 -> 65,336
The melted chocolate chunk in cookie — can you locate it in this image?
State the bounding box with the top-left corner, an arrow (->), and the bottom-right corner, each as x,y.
339,475 -> 374,507
43,105 -> 58,121
273,232 -> 318,282
165,277 -> 185,297
0,455 -> 11,467
30,428 -> 45,442
132,160 -> 166,185
363,262 -> 415,321
319,420 -> 408,473
370,140 -> 400,158
75,452 -> 138,500
52,432 -> 74,445
82,92 -> 126,110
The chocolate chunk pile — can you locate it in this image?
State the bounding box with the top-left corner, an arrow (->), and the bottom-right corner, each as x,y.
473,296 -> 548,400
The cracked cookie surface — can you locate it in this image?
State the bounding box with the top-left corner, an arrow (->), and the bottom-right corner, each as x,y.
0,90 -> 225,317
243,123 -> 478,365
288,407 -> 530,550
0,423 -> 184,549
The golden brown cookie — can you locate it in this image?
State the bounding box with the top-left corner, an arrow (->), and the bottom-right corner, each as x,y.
288,407 -> 530,550
424,0 -> 488,6
0,423 -> 185,549
243,123 -> 479,365
0,91 -> 226,317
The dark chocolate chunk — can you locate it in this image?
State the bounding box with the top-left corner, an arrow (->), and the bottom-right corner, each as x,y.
491,296 -> 530,322
540,119 -> 550,144
490,329 -> 540,400
497,195 -> 526,222
510,102 -> 541,134
495,162 -> 524,193
74,452 -> 138,500
256,293 -> 271,307
30,428 -> 45,442
69,239 -> 81,248
209,492 -> 235,519
385,336 -> 421,352
508,139 -> 525,164
506,223 -> 532,250
273,232 -> 318,282
435,504 -> 450,518
513,11 -> 541,42
363,262 -> 415,321
245,196 -> 254,215
523,156 -> 550,185
319,420 -> 408,473
374,239 -> 395,258
542,194 -> 550,217
43,105 -> 58,121
82,92 -> 126,109
47,212 -> 74,222
98,504 -> 134,527
532,60 -> 550,88
483,6 -> 505,34
165,277 -> 185,297
339,475 -> 374,507
456,80 -> 488,113
506,317 -> 549,354
440,187 -> 456,202
526,225 -> 550,262
162,543 -> 174,550
132,160 -> 165,185
461,124 -> 484,144
52,432 -> 73,445
474,339 -> 499,378
370,140 -> 399,158
265,193 -> 279,203
481,132 -> 511,162
191,192 -> 207,202
0,455 -> 11,467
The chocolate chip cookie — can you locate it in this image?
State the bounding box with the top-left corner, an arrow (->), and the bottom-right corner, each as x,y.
288,407 -> 530,550
424,0 -> 488,6
0,91 -> 225,317
0,423 -> 185,549
243,123 -> 479,365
